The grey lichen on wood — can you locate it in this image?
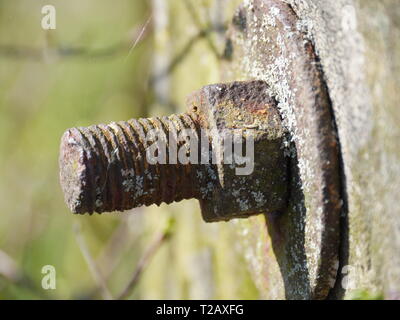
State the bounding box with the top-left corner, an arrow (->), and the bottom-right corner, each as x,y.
283,0 -> 400,299
229,0 -> 400,299
220,0 -> 400,300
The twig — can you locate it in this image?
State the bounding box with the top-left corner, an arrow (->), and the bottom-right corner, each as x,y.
117,227 -> 171,300
150,26 -> 223,85
125,15 -> 153,63
0,43 -> 124,61
0,249 -> 50,299
73,222 -> 113,300
95,216 -> 132,278
0,249 -> 19,282
0,19 -> 152,61
183,0 -> 224,58
77,213 -> 140,300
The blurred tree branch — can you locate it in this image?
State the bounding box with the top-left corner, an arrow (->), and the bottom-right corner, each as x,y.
73,223 -> 113,300
0,43 -> 126,61
116,223 -> 172,300
183,0 -> 225,57
0,19 -> 153,61
74,216 -> 173,300
0,249 -> 51,299
150,25 -> 225,86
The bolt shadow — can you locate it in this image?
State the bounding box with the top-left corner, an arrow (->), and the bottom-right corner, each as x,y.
264,148 -> 311,299
326,142 -> 349,299
264,139 -> 349,299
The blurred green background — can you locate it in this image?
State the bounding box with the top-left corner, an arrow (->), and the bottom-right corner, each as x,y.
0,0 -> 259,299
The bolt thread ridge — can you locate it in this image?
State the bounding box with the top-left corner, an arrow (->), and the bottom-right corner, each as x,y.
64,112 -> 206,214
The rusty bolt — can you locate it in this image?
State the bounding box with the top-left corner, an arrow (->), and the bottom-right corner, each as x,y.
59,81 -> 288,222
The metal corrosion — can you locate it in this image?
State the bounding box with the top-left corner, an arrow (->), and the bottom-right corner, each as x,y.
59,80 -> 288,222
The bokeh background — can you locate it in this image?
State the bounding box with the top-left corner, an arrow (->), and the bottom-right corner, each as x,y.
0,0 -> 259,299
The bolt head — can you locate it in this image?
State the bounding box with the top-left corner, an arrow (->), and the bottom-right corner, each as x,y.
187,81 -> 288,222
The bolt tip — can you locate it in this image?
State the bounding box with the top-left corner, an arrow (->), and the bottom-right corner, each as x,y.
59,128 -> 91,214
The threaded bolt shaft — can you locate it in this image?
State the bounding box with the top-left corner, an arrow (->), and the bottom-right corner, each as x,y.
59,112 -> 217,214
60,81 -> 288,222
